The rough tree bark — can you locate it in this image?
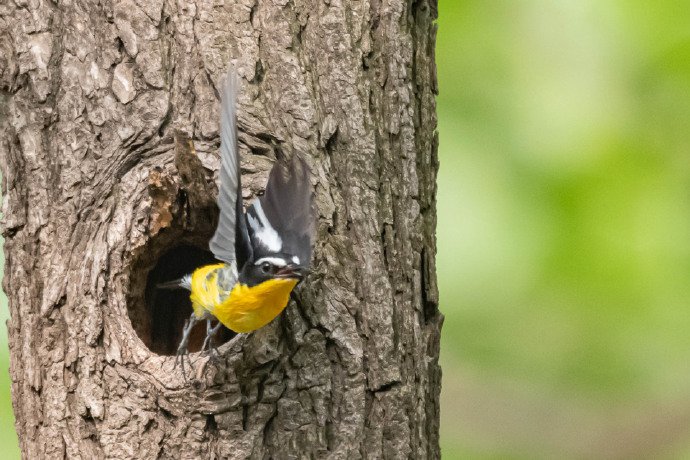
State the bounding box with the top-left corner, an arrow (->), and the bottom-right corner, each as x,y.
0,0 -> 440,458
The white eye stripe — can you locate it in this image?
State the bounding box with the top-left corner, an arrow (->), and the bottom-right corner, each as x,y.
254,256 -> 288,267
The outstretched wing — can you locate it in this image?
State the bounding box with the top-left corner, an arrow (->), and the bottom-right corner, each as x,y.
209,69 -> 252,267
246,156 -> 315,268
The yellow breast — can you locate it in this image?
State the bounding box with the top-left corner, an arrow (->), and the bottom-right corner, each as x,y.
189,263 -> 226,318
213,279 -> 298,333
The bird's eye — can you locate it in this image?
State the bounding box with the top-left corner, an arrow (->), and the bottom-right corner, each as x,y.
260,262 -> 272,273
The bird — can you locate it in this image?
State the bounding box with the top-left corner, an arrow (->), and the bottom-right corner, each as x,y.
159,69 -> 315,373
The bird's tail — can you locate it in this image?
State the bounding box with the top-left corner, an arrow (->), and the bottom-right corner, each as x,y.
157,274 -> 192,291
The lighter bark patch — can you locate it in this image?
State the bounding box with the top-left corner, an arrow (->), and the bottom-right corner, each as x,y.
112,62 -> 136,103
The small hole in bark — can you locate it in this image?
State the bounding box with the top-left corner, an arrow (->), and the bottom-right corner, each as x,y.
129,242 -> 235,356
205,414 -> 218,434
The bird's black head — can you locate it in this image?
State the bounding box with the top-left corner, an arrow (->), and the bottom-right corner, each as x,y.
238,156 -> 314,287
239,254 -> 308,287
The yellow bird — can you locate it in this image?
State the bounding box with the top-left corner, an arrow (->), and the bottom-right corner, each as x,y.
159,69 -> 315,368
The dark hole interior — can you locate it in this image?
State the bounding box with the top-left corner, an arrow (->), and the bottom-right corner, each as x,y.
141,245 -> 236,355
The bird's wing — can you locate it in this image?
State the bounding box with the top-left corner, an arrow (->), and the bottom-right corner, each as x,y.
209,69 -> 252,266
246,156 -> 315,267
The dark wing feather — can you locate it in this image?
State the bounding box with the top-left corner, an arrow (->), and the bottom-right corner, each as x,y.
234,160 -> 253,269
246,156 -> 315,267
209,69 -> 252,266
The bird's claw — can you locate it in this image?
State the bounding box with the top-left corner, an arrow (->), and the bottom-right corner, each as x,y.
174,346 -> 195,381
174,315 -> 197,382
201,321 -> 224,364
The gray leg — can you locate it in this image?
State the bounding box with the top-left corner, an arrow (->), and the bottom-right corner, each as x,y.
202,320 -> 224,361
175,313 -> 198,380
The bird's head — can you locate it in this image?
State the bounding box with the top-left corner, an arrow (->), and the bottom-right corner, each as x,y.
239,254 -> 308,287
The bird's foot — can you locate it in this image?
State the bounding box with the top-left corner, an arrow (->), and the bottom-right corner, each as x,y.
174,315 -> 197,382
201,321 -> 224,364
174,344 -> 195,382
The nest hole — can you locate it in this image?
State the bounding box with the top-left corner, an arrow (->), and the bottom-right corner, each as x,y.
129,242 -> 236,356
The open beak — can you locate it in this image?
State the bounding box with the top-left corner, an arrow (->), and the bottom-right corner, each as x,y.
275,264 -> 307,279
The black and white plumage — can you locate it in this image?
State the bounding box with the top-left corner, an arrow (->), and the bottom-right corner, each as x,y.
245,156 -> 315,271
209,67 -> 314,281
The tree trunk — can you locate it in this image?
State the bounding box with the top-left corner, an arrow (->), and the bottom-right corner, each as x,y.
0,0 -> 440,458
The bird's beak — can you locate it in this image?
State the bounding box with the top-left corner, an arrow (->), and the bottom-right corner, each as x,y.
275,264 -> 307,279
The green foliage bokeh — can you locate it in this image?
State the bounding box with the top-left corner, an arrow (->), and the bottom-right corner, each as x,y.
0,246 -> 17,457
438,1 -> 690,458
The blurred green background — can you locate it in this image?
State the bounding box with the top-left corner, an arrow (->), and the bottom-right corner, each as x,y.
0,245 -> 16,457
3,1 -> 690,458
437,1 -> 690,458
